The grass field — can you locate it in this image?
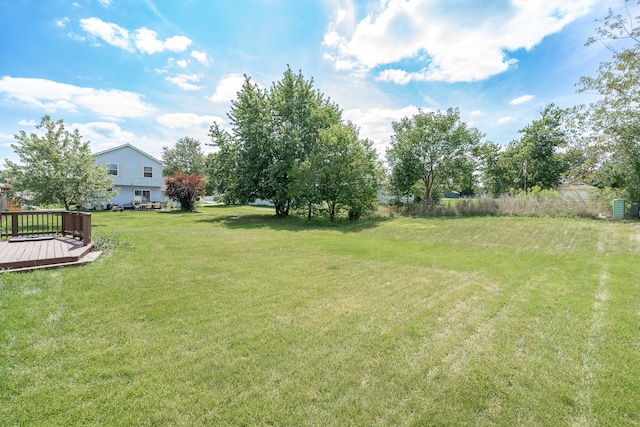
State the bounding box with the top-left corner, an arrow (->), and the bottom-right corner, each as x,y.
1,206 -> 639,426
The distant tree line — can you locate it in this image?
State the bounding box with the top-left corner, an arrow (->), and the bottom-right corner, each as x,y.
5,2 -> 640,216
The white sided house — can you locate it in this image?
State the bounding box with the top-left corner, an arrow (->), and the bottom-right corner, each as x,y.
95,144 -> 163,207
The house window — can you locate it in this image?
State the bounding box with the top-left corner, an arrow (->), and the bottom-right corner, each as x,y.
107,163 -> 119,176
143,166 -> 154,178
134,190 -> 151,203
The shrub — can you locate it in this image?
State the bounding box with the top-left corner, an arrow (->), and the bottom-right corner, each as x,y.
164,173 -> 206,211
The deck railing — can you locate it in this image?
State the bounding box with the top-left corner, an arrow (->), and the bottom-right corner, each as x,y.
0,211 -> 91,245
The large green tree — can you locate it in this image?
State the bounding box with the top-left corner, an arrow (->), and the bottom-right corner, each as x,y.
386,108 -> 483,206
5,116 -> 116,210
162,136 -> 206,177
577,0 -> 640,199
206,122 -> 239,203
305,122 -> 381,221
228,68 -> 341,216
488,104 -> 569,194
475,142 -> 509,197
228,76 -> 275,208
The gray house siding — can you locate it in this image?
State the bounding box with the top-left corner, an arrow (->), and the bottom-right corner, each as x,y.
95,144 -> 163,206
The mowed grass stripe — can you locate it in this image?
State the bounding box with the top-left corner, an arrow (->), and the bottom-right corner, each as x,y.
1,206 -> 639,425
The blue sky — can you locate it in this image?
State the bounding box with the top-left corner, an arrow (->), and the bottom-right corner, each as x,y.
0,0 -> 628,163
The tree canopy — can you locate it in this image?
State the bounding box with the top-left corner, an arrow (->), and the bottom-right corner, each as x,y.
482,104 -> 569,195
228,68 -> 343,216
577,0 -> 640,200
301,122 -> 381,220
218,67 -> 379,219
5,116 -> 117,210
386,108 -> 483,206
205,123 -> 239,202
162,136 -> 206,177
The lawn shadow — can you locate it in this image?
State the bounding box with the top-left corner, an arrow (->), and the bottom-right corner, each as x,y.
157,210 -> 203,215
196,205 -> 391,233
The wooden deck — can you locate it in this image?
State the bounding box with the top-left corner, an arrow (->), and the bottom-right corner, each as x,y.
0,236 -> 99,272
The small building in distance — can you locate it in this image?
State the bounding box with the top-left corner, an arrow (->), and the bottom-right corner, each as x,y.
95,143 -> 163,207
0,183 -> 20,211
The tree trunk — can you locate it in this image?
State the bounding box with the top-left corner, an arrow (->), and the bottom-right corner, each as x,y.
274,200 -> 290,217
329,202 -> 336,221
423,172 -> 435,208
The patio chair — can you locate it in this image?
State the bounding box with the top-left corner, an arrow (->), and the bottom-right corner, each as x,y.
146,202 -> 153,210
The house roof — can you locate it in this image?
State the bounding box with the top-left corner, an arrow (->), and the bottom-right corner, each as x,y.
94,143 -> 163,165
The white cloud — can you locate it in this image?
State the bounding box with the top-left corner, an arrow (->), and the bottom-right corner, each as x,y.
72,121 -> 136,151
376,69 -> 413,85
470,110 -> 485,117
209,74 -> 246,103
164,74 -> 202,91
343,105 -> 422,153
176,59 -> 188,68
191,50 -> 210,65
421,94 -> 439,108
509,94 -> 535,105
323,0 -> 357,36
98,0 -> 112,6
0,76 -> 155,120
17,119 -> 37,127
6,118 -> 142,157
134,27 -> 166,54
165,36 -> 192,52
324,0 -> 595,83
157,113 -> 227,149
0,132 -> 14,150
78,89 -> 156,119
496,116 -> 516,125
157,113 -> 224,130
56,17 -> 69,28
80,17 -> 192,54
323,31 -> 342,48
80,17 -> 133,51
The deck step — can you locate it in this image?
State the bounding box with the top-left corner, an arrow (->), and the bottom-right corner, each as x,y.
0,237 -> 96,271
0,251 -> 102,273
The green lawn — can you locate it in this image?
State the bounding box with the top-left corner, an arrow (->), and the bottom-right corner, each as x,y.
1,206 -> 639,426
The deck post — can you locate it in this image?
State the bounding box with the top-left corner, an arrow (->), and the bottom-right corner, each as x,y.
61,213 -> 69,239
82,213 -> 91,245
11,213 -> 18,237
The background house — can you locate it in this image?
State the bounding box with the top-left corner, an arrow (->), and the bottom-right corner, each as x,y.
95,144 -> 163,207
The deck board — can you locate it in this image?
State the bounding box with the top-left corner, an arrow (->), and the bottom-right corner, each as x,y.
37,240 -> 49,260
0,236 -> 94,271
11,243 -> 29,262
22,241 -> 39,262
0,241 -> 12,259
46,239 -> 57,260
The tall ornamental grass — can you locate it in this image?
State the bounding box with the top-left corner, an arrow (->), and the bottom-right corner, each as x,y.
400,187 -> 619,219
